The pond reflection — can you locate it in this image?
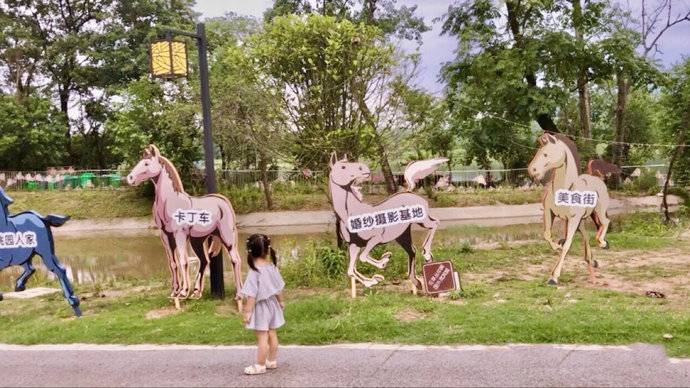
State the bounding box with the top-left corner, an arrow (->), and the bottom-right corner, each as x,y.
0,223 -> 543,290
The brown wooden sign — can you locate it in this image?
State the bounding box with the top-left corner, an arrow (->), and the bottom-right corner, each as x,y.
422,261 -> 458,294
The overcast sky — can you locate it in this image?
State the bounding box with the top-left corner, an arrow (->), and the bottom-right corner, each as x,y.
194,0 -> 690,94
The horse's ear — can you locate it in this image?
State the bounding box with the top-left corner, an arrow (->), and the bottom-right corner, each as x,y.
342,153 -> 349,162
148,144 -> 161,158
329,151 -> 338,167
545,133 -> 557,144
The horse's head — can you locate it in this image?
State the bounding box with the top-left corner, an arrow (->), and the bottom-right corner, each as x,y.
328,152 -> 371,187
0,186 -> 13,212
528,133 -> 567,182
126,145 -> 165,186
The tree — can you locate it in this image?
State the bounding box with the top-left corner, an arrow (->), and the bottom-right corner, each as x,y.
107,79 -> 201,178
208,15 -> 285,209
0,94 -> 66,170
0,0 -> 196,164
658,58 -> 690,222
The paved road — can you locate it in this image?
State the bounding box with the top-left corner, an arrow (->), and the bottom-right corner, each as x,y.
1,343 -> 688,387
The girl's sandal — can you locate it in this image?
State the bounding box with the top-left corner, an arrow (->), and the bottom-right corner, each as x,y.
244,364 -> 267,375
265,360 -> 277,369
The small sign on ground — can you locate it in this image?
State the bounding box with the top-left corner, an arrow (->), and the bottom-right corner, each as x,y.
422,261 -> 459,294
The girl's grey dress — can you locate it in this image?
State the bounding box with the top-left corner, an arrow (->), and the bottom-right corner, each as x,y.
241,264 -> 285,331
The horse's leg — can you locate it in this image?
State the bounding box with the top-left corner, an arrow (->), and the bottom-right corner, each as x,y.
347,244 -> 382,289
578,223 -> 596,282
543,209 -> 561,251
396,227 -> 422,292
160,232 -> 179,298
39,250 -> 81,316
227,242 -> 243,303
174,234 -> 191,299
14,257 -> 36,292
189,237 -> 209,300
358,235 -> 390,269
420,216 -> 440,262
594,209 -> 611,249
548,218 -> 580,285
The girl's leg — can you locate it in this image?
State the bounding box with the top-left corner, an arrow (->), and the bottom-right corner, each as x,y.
268,330 -> 279,362
255,330 -> 269,365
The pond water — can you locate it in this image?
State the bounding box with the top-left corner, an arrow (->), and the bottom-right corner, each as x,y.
0,223 -> 544,290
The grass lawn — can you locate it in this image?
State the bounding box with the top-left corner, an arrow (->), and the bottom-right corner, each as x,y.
0,213 -> 688,356
6,185 -> 641,217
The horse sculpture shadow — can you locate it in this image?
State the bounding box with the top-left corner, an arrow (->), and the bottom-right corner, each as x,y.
0,187 -> 80,316
528,133 -> 611,285
328,153 -> 446,294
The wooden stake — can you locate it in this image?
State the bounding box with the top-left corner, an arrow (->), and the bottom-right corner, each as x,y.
174,297 -> 181,310
410,280 -> 418,296
350,277 -> 356,298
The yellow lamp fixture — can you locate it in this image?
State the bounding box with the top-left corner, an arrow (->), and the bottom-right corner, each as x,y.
149,38 -> 188,78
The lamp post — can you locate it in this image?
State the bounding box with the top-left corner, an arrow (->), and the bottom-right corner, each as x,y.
149,23 -> 224,299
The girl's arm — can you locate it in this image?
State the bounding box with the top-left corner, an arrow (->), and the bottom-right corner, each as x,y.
243,297 -> 256,324
276,292 -> 284,309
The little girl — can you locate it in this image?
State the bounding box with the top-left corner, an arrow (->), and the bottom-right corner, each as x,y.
241,234 -> 285,375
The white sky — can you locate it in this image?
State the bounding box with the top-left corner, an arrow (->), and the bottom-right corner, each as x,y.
193,0 -> 690,94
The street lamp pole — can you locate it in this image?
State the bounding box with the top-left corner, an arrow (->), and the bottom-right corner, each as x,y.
157,23 -> 224,299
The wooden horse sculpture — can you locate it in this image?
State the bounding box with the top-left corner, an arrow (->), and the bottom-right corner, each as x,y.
528,133 -> 611,285
127,145 -> 243,307
328,152 -> 445,296
0,187 -> 80,316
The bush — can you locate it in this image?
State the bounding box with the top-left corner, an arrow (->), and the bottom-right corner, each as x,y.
434,192 -> 457,207
280,241 -> 347,288
622,169 -> 659,195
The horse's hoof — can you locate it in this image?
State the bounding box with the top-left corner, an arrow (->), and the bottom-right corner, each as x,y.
558,239 -> 566,247
547,278 -> 558,286
593,260 -> 599,268
14,285 -> 25,292
0,293 -> 3,301
190,291 -> 202,300
602,241 -> 609,250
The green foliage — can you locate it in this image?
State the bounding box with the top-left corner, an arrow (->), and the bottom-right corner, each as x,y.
621,169 -> 659,196
0,95 -> 66,170
658,58 -> 690,184
281,241 -> 347,288
252,14 -> 396,168
107,79 -> 201,176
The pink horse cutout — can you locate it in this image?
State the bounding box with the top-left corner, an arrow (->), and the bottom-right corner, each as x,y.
528,133 -> 611,285
127,145 -> 243,303
328,152 -> 446,295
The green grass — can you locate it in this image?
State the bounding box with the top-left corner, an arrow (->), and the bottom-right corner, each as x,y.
1,213 -> 687,355
0,280 -> 687,356
7,189 -> 152,219
6,185 -> 647,217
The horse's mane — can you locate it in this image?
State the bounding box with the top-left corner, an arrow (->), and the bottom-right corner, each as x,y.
551,132 -> 581,173
158,156 -> 185,193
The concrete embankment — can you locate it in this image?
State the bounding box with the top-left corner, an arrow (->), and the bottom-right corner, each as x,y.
52,195 -> 678,236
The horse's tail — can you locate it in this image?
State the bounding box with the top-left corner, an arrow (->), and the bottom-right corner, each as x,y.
209,235 -> 223,257
43,214 -> 70,227
403,158 -> 449,191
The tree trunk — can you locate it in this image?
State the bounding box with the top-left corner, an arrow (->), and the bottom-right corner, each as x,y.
613,72 -> 630,167
377,140 -> 397,194
661,106 -> 689,223
259,156 -> 273,210
572,0 -> 591,141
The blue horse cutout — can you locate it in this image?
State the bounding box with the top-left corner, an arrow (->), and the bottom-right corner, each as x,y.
0,187 -> 80,316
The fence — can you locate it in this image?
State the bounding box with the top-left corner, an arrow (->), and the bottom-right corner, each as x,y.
0,169 -> 124,191
0,163 -> 674,192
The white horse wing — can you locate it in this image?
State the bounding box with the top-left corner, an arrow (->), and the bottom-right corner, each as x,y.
404,158 -> 449,191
